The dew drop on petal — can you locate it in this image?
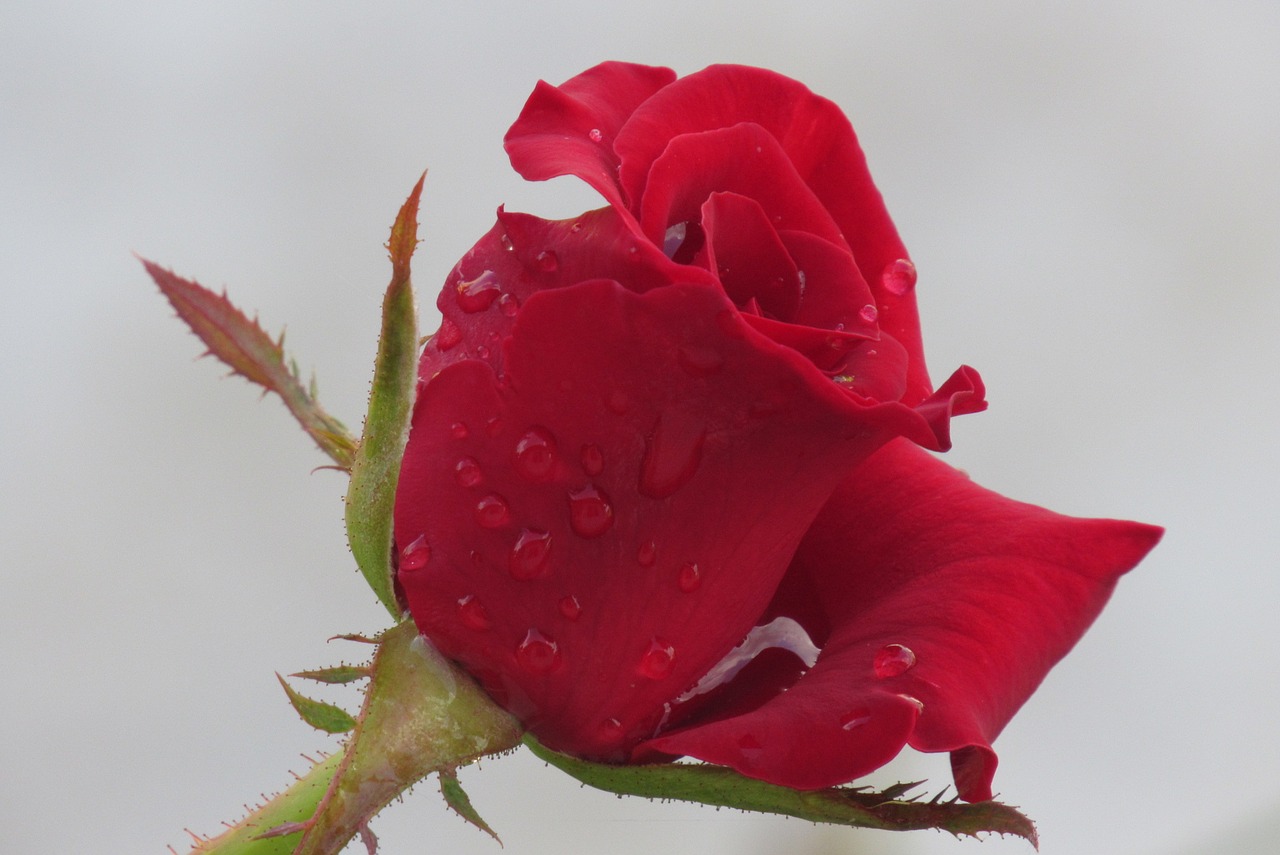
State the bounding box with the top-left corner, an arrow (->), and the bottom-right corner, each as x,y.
457,594 -> 491,630
399,535 -> 430,572
587,127 -> 603,143
873,643 -> 917,679
898,694 -> 925,713
677,562 -> 702,593
580,443 -> 604,476
486,417 -> 503,437
637,541 -> 657,567
513,427 -> 557,481
639,414 -> 706,499
737,734 -> 764,764
435,318 -> 462,351
454,456 -> 483,487
599,717 -> 624,740
568,484 -> 614,538
840,706 -> 872,731
558,595 -> 582,621
450,421 -> 469,440
474,494 -> 511,529
455,270 -> 502,313
516,629 -> 561,674
638,638 -> 676,680
881,258 -> 918,296
497,292 -> 519,317
535,250 -> 559,272
858,303 -> 879,324
509,528 -> 553,580
475,344 -> 490,360
676,345 -> 724,377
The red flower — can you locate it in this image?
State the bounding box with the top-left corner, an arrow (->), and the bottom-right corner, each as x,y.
393,63 -> 1160,802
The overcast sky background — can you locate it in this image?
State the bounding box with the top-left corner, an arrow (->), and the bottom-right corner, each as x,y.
3,2 -> 1277,854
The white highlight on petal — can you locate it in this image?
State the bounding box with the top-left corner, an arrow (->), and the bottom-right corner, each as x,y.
675,616 -> 821,704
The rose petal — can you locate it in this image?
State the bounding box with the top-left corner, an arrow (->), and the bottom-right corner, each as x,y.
644,441 -> 1162,799
638,122 -> 845,249
396,279 -> 906,763
698,191 -> 801,320
504,61 -> 675,220
613,64 -> 931,403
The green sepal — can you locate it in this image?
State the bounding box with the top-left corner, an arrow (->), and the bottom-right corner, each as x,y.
290,665 -> 371,685
344,174 -> 425,618
275,675 -> 357,734
439,768 -> 501,843
524,737 -> 1038,848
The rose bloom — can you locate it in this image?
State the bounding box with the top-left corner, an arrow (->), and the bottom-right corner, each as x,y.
393,62 -> 1160,802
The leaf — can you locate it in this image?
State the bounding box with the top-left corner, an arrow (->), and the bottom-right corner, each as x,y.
524,738 -> 1038,848
344,174 -> 425,618
439,768 -> 501,843
291,665 -> 371,685
141,258 -> 357,468
276,674 -> 357,734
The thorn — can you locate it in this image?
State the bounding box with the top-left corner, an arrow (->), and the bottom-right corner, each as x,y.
184,828 -> 203,844
301,753 -> 319,764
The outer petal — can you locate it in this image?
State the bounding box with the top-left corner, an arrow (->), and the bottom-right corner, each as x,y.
613,64 -> 931,403
424,205 -> 714,382
504,61 -> 675,221
643,440 -> 1161,800
395,280 -> 907,764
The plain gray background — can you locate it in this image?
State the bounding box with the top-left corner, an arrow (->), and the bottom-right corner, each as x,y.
3,2 -> 1277,853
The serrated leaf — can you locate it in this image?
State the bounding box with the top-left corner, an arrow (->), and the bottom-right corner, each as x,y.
439,768 -> 500,843
141,258 -> 357,468
291,666 -> 371,685
276,674 -> 357,734
344,174 -> 425,618
524,738 -> 1038,848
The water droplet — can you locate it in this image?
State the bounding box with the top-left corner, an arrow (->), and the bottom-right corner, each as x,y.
638,638 -> 676,680
455,270 -> 502,313
497,292 -> 519,317
599,717 -> 624,740
474,494 -> 511,528
475,344 -> 490,360
509,528 -> 553,580
858,303 -> 879,324
797,269 -> 807,297
588,127 -> 603,143
400,535 -> 430,572
568,484 -> 614,538
535,250 -> 559,272
737,734 -> 764,764
499,233 -> 514,251
639,414 -> 706,498
558,595 -> 582,621
450,421 -> 469,440
435,318 -> 462,351
570,220 -> 583,233
457,594 -> 491,630
605,389 -> 629,414
898,694 -> 925,713
873,643 -> 916,679
676,345 -> 724,377
663,221 -> 687,257
516,629 -> 561,674
637,541 -> 657,567
514,427 -> 557,481
486,417 -> 503,437
677,562 -> 702,593
580,443 -> 604,476
454,457 -> 483,487
881,258 -> 918,296
840,706 -> 872,730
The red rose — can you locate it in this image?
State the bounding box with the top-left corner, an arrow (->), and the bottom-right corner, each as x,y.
393,63 -> 1160,802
